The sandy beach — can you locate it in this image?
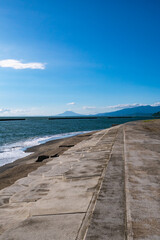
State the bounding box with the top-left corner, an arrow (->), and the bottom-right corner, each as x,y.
0,131 -> 95,190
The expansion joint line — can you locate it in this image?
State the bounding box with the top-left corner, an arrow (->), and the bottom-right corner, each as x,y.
76,127 -> 119,240
32,211 -> 86,217
123,126 -> 133,240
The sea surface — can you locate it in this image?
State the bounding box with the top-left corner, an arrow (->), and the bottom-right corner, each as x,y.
0,116 -> 152,167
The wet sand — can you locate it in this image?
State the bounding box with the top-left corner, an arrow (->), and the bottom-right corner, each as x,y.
0,131 -> 95,190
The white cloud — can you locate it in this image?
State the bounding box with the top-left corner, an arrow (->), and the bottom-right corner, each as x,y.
106,102 -> 160,110
0,59 -> 45,70
83,106 -> 96,110
67,102 -> 75,105
107,103 -> 146,110
82,102 -> 160,113
0,108 -> 10,113
151,102 -> 160,106
0,108 -> 29,116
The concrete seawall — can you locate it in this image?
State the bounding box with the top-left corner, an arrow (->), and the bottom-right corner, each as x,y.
0,120 -> 159,239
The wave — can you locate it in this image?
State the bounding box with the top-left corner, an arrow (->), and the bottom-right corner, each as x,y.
0,131 -> 90,167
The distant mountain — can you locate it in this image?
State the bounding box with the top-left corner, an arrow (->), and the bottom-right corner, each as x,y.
57,111 -> 83,117
96,106 -> 160,117
56,106 -> 160,117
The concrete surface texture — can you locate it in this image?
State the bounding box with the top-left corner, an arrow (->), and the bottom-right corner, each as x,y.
0,120 -> 159,240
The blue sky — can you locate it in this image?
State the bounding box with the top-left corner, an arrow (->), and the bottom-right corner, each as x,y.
0,0 -> 160,116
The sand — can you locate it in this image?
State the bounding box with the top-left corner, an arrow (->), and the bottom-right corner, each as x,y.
0,131 -> 95,190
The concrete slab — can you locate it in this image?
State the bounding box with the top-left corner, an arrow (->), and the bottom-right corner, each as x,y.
0,214 -> 85,240
85,128 -> 125,240
124,122 -> 160,240
10,180 -> 54,203
0,202 -> 31,234
0,127 -> 116,238
30,177 -> 100,216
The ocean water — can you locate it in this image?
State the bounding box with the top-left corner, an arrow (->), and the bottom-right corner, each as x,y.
0,116 -> 151,166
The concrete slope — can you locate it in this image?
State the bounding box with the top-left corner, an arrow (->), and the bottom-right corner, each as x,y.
123,121 -> 160,240
0,127 -> 119,240
85,120 -> 160,240
0,120 -> 160,240
85,127 -> 125,240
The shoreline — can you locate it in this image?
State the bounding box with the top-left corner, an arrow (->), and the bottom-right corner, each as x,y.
0,131 -> 96,190
0,130 -> 91,168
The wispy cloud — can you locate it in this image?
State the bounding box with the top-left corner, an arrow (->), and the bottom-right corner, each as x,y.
0,59 -> 45,70
83,106 -> 97,110
82,102 -> 160,114
151,102 -> 160,106
67,102 -> 75,105
0,108 -> 10,113
0,108 -> 29,116
107,102 -> 160,110
107,103 -> 146,109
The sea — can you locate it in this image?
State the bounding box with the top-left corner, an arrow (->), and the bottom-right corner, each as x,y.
0,116 -> 152,167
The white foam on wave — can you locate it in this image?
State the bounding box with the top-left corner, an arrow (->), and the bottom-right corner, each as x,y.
0,131 -> 90,167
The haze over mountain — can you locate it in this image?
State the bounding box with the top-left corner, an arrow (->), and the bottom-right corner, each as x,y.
57,111 -> 83,117
58,106 -> 160,117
